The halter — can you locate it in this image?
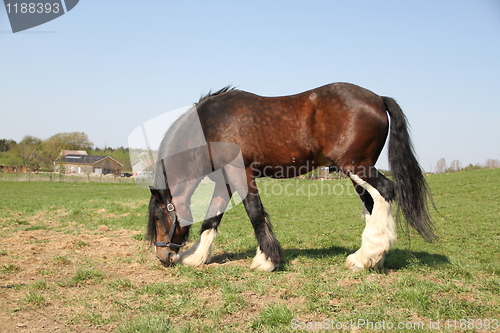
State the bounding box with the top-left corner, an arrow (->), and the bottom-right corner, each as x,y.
153,200 -> 186,249
153,159 -> 186,249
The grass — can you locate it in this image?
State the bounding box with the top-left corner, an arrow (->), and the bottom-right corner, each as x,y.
22,291 -> 46,307
116,314 -> 173,333
252,305 -> 294,329
0,181 -> 149,236
0,169 -> 499,332
1,264 -> 21,274
53,255 -> 72,265
71,269 -> 105,285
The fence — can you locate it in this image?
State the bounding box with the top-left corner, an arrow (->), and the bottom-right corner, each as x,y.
0,172 -> 136,184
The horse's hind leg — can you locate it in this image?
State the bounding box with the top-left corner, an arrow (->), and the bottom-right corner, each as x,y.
174,177 -> 231,267
345,169 -> 397,271
242,178 -> 281,272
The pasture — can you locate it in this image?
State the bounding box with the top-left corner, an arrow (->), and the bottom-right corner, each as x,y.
0,169 -> 499,332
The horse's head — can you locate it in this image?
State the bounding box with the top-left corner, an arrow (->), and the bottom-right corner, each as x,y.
148,187 -> 190,266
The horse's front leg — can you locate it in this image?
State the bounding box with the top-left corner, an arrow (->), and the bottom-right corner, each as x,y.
242,178 -> 281,272
174,177 -> 231,267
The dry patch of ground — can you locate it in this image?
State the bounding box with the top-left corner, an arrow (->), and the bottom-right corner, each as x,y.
0,219 -> 279,332
0,222 -> 166,332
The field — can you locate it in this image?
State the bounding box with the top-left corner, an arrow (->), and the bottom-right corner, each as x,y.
0,169 -> 499,332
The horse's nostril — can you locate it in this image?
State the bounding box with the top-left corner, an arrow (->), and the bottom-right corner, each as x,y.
157,252 -> 175,266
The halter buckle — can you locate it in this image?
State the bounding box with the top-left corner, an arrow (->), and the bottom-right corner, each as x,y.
166,203 -> 175,212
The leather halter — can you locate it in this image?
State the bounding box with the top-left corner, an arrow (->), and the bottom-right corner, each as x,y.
153,159 -> 186,249
153,200 -> 185,249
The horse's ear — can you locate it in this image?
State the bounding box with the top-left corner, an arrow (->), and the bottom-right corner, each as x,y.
149,186 -> 164,203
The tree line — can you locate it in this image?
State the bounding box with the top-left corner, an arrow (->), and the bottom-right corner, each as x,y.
0,132 -> 131,173
434,157 -> 500,173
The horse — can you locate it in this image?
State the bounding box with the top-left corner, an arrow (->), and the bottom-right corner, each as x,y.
147,82 -> 434,272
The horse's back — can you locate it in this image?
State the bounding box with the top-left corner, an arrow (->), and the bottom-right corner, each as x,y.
197,82 -> 386,126
195,83 -> 389,170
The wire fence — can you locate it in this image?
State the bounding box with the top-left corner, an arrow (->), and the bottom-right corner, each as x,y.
0,172 -> 136,184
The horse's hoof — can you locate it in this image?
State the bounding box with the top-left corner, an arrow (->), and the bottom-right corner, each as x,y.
344,253 -> 366,271
251,248 -> 277,272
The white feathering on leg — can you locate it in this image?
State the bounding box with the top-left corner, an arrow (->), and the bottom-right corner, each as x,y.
346,173 -> 396,271
176,229 -> 217,267
250,247 -> 276,272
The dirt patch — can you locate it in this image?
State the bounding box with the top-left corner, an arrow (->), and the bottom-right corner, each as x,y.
0,223 -> 160,332
0,220 -> 265,332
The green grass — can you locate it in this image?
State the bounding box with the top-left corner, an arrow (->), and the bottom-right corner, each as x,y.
0,169 -> 499,332
252,305 -> 294,330
109,278 -> 135,291
52,255 -> 72,265
22,291 -> 46,307
116,314 -> 173,333
71,269 -> 105,285
0,181 -> 150,236
1,264 -> 21,274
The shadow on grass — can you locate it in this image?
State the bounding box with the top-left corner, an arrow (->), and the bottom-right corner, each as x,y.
211,246 -> 450,271
211,249 -> 257,263
384,249 -> 450,270
284,245 -> 351,259
211,245 -> 350,265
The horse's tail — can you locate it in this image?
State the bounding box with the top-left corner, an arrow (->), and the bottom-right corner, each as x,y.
383,96 -> 436,242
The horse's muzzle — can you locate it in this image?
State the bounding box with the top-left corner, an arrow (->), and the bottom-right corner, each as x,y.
157,254 -> 173,267
155,247 -> 179,266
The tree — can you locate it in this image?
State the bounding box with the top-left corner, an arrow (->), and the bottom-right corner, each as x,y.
0,139 -> 16,152
48,132 -> 93,151
434,158 -> 447,173
484,159 -> 500,169
38,132 -> 94,177
81,164 -> 93,182
39,138 -> 64,180
448,159 -> 462,172
16,135 -> 42,180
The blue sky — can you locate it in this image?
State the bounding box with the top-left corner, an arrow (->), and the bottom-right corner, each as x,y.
1,0 -> 499,171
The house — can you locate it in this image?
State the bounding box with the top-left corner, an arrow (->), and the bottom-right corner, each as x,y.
60,151 -> 123,175
132,158 -> 150,176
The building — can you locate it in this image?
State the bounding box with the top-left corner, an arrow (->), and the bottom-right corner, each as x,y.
131,158 -> 150,176
60,151 -> 123,175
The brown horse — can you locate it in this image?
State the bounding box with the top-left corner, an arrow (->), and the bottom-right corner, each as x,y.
148,82 -> 434,271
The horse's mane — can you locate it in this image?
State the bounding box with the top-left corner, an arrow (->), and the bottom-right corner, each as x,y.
197,86 -> 235,104
154,85 -> 236,188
